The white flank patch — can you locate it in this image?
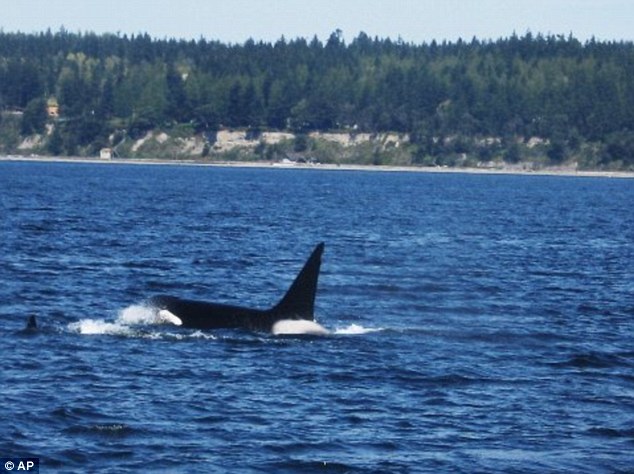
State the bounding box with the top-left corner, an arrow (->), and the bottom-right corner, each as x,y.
272,319 -> 330,336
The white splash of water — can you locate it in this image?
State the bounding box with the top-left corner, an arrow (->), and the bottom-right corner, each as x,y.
333,323 -> 384,335
68,318 -> 133,336
118,304 -> 159,325
68,304 -> 174,336
189,330 -> 218,340
68,304 -> 219,339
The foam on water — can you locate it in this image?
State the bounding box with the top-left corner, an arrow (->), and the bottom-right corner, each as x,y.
67,305 -> 217,339
67,318 -> 133,336
68,304 -> 175,337
188,330 -> 218,340
118,304 -> 158,325
334,323 -> 384,335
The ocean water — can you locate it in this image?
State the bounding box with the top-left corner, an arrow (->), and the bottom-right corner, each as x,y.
1,161 -> 633,473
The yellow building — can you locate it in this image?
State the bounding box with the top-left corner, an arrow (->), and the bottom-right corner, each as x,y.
47,97 -> 59,117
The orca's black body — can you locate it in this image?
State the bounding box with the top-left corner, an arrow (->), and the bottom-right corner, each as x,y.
149,243 -> 324,332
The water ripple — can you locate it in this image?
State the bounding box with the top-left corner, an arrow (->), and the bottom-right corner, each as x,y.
1,163 -> 633,473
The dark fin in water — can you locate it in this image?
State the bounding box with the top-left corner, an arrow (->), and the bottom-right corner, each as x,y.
26,315 -> 37,330
271,242 -> 324,320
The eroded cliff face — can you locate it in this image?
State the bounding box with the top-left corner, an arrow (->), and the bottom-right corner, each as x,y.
116,128 -> 411,162
10,123 -> 410,162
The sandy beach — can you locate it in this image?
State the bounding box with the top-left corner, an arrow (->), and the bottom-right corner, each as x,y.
2,154 -> 633,179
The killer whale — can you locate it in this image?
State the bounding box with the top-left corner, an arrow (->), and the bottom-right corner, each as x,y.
16,315 -> 39,336
26,315 -> 37,330
149,243 -> 325,333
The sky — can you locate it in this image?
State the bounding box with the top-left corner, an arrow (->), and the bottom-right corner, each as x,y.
1,0 -> 633,44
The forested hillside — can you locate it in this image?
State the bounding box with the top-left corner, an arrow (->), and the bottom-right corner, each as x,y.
1,29 -> 633,168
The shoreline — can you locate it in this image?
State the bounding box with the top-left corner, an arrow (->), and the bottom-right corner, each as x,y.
2,154 -> 633,179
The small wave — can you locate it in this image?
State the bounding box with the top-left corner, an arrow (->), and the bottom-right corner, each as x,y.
188,330 -> 218,340
334,324 -> 384,335
64,423 -> 134,437
587,426 -> 634,439
553,351 -> 629,369
262,459 -> 362,473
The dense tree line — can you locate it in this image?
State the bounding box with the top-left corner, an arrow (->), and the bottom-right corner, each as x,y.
1,29 -> 633,167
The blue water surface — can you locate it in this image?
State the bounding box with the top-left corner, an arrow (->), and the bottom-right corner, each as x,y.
1,161 -> 633,473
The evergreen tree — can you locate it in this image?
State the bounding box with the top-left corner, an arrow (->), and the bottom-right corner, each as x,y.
21,98 -> 47,135
0,29 -> 633,167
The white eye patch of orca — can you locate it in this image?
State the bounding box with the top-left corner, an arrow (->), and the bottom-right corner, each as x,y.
157,309 -> 183,326
272,319 -> 329,336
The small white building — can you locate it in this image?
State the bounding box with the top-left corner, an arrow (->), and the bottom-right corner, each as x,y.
100,148 -> 113,159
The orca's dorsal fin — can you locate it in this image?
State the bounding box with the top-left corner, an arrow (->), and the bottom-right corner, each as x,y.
271,243 -> 324,320
26,315 -> 37,330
